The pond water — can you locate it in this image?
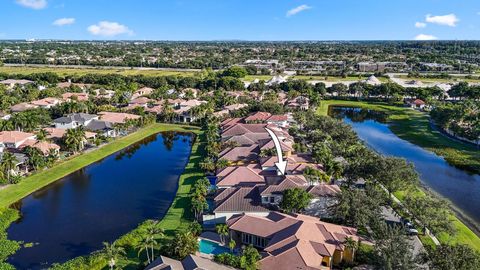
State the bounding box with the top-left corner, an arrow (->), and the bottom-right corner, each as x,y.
7,132 -> 193,269
330,107 -> 480,231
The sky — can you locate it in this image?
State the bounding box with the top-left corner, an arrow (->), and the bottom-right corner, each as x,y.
0,0 -> 479,41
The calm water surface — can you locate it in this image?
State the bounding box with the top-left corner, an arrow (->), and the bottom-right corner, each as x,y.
331,107 -> 480,228
7,132 -> 193,269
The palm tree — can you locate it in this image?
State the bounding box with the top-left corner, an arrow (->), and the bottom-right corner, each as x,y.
63,126 -> 86,153
343,237 -> 358,263
145,221 -> 164,262
0,152 -> 18,183
191,195 -> 208,220
24,146 -> 45,171
171,231 -> 199,259
216,224 -> 229,245
137,235 -> 155,264
102,241 -> 126,270
0,120 -> 14,131
35,129 -> 50,141
229,239 -> 236,253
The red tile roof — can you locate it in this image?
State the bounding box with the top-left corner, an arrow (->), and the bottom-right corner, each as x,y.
216,165 -> 265,187
98,111 -> 141,124
0,131 -> 35,144
228,212 -> 359,270
245,112 -> 272,122
218,145 -> 259,162
214,187 -> 269,213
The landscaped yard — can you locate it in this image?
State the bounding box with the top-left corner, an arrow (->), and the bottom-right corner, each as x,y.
0,123 -> 201,209
0,66 -> 198,77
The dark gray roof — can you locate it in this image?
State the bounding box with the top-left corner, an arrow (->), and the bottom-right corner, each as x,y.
86,120 -> 113,131
0,152 -> 27,165
53,113 -> 98,124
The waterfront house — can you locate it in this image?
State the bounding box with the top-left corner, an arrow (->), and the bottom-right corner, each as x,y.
54,113 -> 99,129
98,111 -> 141,124
227,212 -> 360,269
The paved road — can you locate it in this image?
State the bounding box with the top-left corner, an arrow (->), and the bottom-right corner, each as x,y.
381,207 -> 425,258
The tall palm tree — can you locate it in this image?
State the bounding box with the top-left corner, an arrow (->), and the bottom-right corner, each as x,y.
64,126 -> 86,153
137,235 -> 155,264
145,221 -> 164,262
343,237 -> 358,263
216,224 -> 229,245
102,241 -> 126,270
0,152 -> 18,182
24,146 -> 45,171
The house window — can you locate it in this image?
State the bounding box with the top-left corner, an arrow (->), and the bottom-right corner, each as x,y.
269,197 -> 275,203
241,233 -> 267,248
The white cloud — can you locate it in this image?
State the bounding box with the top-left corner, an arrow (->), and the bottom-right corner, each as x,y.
425,14 -> 459,27
415,22 -> 426,28
87,21 -> 134,37
286,4 -> 312,17
15,0 -> 47,9
414,34 -> 438,41
53,18 -> 75,26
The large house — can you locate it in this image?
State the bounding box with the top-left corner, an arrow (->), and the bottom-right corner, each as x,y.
53,113 -> 99,129
227,212 -> 360,269
0,131 -> 36,149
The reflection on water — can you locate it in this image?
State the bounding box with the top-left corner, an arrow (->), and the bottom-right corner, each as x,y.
331,107 -> 480,229
7,132 -> 193,269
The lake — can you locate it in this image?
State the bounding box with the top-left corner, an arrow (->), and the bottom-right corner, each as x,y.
330,107 -> 480,232
7,132 -> 193,269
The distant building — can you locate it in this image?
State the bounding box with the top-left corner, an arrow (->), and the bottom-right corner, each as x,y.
0,79 -> 34,89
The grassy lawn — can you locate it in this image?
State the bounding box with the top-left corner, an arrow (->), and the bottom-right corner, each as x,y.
243,75 -> 273,82
156,131 -> 205,236
396,75 -> 480,83
395,189 -> 480,252
291,75 -> 390,83
0,66 -> 198,77
0,123 -> 201,209
318,99 -> 480,251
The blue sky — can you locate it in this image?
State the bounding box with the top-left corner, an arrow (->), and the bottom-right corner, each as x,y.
1,0 -> 479,40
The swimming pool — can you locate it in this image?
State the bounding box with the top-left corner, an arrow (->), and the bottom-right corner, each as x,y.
199,239 -> 230,255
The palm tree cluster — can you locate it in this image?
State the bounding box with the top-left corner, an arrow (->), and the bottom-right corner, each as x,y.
101,241 -> 126,270
1,109 -> 51,132
0,152 -> 19,184
199,116 -> 229,173
62,126 -> 87,153
191,178 -> 210,221
136,220 -> 164,265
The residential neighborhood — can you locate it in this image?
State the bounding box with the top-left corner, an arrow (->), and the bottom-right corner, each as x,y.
1,1 -> 480,269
